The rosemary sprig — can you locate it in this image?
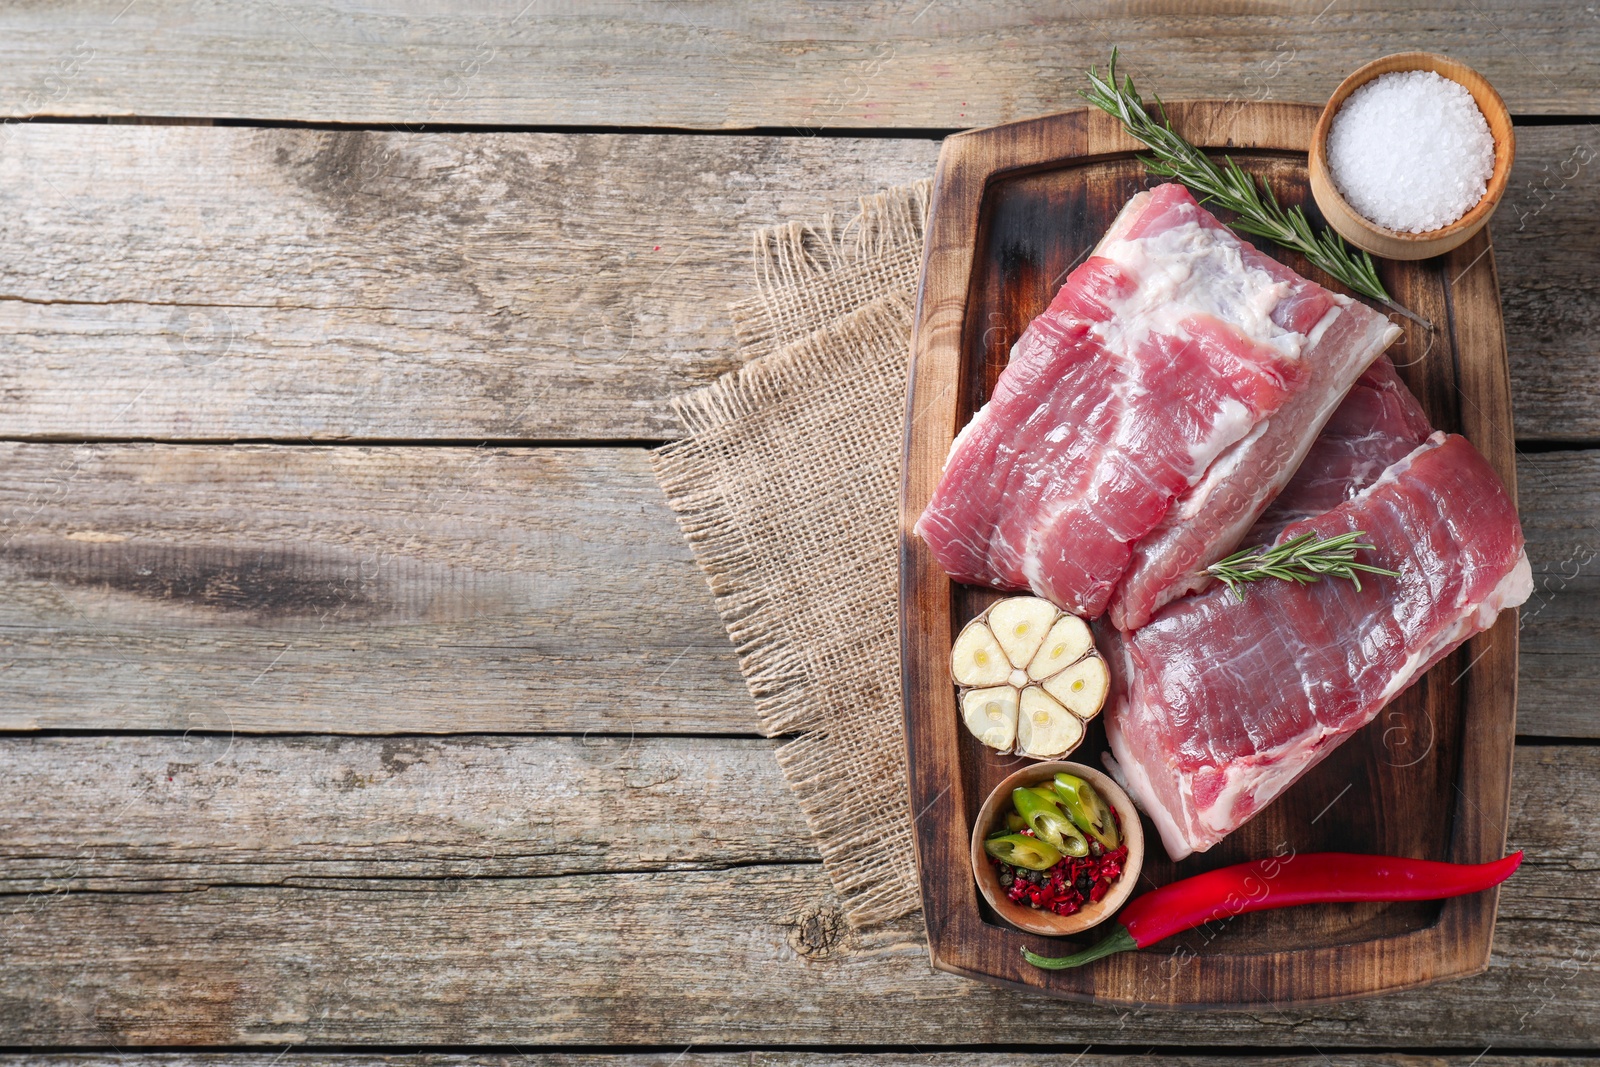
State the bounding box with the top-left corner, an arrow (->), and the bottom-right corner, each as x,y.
1206,530 -> 1400,599
1081,50 -> 1433,331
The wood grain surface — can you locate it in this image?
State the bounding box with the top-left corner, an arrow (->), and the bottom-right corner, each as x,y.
0,125 -> 1591,442
0,125 -> 934,441
0,741 -> 1591,1045
1499,130 -> 1600,442
5,1060 -> 1594,1067
1514,449 -> 1600,737
0,2 -> 1595,125
0,443 -> 750,734
0,735 -> 815,892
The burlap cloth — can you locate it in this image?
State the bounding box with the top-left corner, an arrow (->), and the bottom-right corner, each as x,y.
651,180 -> 932,928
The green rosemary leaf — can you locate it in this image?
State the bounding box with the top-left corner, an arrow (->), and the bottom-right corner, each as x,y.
1206,530 -> 1401,600
1080,49 -> 1433,331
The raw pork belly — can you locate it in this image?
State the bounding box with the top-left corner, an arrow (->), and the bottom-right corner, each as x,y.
1242,356 -> 1434,547
1110,327 -> 1415,630
915,183 -> 1400,622
1105,431 -> 1532,862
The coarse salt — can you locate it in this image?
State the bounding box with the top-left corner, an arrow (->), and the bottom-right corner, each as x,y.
1326,69 -> 1496,233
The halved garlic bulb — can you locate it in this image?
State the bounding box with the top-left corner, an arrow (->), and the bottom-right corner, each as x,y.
950,596 -> 1108,760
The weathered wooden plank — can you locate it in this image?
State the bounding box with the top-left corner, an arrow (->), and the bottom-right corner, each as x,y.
0,742 -> 1587,1043
3,1058 -> 1593,1067
0,125 -> 1591,442
0,746 -> 1592,1046
1500,128 -> 1600,442
2,2 -> 1598,125
0,443 -> 754,733
0,124 -> 936,441
7,876 -> 1593,1047
1516,450 -> 1600,737
1,734 -> 1584,893
0,735 -> 813,891
0,443 -> 1593,736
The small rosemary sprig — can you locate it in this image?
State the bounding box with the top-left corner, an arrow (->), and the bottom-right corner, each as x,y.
1081,50 -> 1433,330
1206,530 -> 1400,599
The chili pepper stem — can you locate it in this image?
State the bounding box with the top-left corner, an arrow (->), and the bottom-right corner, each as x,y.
1022,926 -> 1138,970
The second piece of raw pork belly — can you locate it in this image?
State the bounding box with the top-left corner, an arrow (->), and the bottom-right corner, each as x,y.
1243,355 -> 1436,547
1104,422 -> 1532,862
914,182 -> 1401,624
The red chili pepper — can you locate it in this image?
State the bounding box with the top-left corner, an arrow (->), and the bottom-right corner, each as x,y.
1023,850 -> 1523,970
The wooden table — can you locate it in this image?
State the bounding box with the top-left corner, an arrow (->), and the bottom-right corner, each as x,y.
0,4 -> 1595,1061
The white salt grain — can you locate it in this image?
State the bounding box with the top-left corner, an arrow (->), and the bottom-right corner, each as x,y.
1326,69 -> 1496,233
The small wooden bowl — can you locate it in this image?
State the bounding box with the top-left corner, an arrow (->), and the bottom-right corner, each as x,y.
1308,52 -> 1514,260
969,760 -> 1144,937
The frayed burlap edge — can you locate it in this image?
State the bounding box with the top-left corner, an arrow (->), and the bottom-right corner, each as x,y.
730,179 -> 930,362
657,297 -> 911,733
652,295 -> 918,927
651,180 -> 931,927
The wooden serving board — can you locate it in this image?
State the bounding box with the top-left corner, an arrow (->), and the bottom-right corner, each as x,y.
898,102 -> 1519,1007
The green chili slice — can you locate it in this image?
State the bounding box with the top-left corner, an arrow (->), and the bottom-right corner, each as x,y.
1052,774 -> 1119,849
984,832 -> 1064,871
1013,786 -> 1090,858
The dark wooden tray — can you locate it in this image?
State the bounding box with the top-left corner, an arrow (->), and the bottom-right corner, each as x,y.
898,102 -> 1519,1007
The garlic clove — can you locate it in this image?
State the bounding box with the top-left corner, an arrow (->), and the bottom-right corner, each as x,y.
960,685 -> 1019,751
1041,655 -> 1110,720
1016,685 -> 1085,758
1026,613 -> 1094,681
987,596 -> 1058,669
950,618 -> 1010,687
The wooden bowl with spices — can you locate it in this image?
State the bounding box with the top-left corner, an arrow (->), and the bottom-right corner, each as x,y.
970,760 -> 1144,937
1309,52 -> 1514,260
